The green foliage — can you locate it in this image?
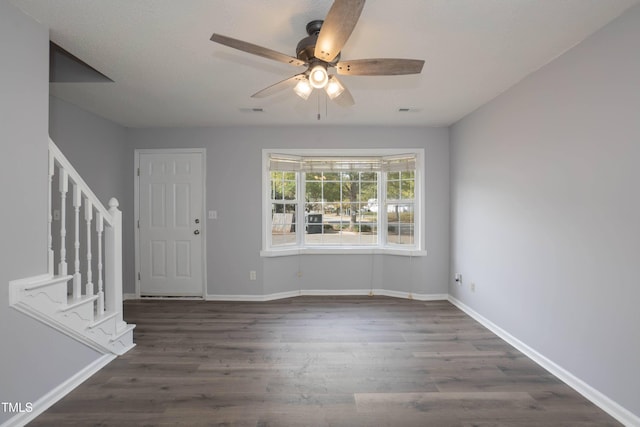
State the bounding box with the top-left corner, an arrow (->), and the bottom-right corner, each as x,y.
386,171 -> 415,201
270,171 -> 296,201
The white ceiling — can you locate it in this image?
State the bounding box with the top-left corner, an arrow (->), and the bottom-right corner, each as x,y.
10,0 -> 638,128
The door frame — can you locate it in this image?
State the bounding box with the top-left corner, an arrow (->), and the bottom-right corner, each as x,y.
134,148 -> 207,299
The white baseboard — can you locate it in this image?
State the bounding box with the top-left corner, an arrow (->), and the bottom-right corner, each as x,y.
122,293 -> 137,301
207,289 -> 448,302
447,296 -> 639,427
0,354 -> 116,427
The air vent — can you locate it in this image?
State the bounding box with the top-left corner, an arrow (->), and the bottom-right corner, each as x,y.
398,108 -> 421,113
239,108 -> 265,113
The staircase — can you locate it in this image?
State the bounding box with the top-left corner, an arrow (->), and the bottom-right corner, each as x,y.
9,139 -> 135,355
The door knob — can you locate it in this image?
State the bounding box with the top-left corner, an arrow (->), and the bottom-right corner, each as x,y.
195,219 -> 200,224
194,230 -> 200,235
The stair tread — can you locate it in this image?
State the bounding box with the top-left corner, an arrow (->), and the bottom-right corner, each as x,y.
61,294 -> 99,312
87,310 -> 118,328
24,275 -> 72,291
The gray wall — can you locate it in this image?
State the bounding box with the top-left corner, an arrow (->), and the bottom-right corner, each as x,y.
49,96 -> 131,289
0,4 -> 102,424
49,96 -> 128,206
125,126 -> 450,297
450,4 -> 640,418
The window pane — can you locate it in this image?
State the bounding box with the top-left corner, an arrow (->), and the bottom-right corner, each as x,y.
401,178 -> 415,199
385,167 -> 415,246
270,171 -> 297,201
360,172 -> 377,182
343,181 -> 360,203
360,181 -> 377,202
283,179 -> 296,200
387,203 -> 414,245
401,171 -> 415,180
387,179 -> 400,199
323,182 -> 341,203
271,203 -> 296,246
303,169 -> 381,246
305,181 -> 322,204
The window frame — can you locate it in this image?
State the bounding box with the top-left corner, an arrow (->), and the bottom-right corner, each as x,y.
261,148 -> 426,257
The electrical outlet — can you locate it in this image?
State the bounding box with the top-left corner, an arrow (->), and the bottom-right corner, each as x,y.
455,273 -> 462,284
470,282 -> 476,292
53,209 -> 61,221
249,270 -> 256,281
208,210 -> 217,220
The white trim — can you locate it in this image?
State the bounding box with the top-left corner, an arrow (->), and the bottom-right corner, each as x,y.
133,148 -> 207,299
260,247 -> 427,257
0,354 -> 115,427
122,293 -> 137,301
447,296 -> 640,427
207,289 -> 448,302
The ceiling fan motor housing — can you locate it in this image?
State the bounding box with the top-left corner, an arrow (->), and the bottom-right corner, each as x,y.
296,20 -> 340,64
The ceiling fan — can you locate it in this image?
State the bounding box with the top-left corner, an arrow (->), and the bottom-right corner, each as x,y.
210,0 -> 425,106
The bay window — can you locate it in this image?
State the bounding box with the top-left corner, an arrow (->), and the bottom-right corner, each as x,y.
262,149 -> 425,256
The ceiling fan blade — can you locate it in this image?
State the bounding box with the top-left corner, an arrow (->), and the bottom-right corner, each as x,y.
336,58 -> 425,76
315,0 -> 365,63
251,74 -> 306,98
332,84 -> 355,107
211,33 -> 307,67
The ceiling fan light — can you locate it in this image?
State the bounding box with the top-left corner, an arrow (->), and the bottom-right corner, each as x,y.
325,75 -> 345,100
309,64 -> 328,89
293,79 -> 312,100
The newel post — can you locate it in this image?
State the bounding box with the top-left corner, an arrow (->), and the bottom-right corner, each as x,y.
105,197 -> 125,330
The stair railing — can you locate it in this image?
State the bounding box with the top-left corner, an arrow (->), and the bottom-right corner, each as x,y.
48,138 -> 124,329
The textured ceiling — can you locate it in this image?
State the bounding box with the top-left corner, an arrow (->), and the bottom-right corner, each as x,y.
10,0 -> 639,128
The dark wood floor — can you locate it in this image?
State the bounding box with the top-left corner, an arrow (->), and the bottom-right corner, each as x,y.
30,297 -> 620,426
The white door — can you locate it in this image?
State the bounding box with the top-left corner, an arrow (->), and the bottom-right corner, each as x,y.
138,151 -> 204,296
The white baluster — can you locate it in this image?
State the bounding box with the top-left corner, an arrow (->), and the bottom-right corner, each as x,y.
85,200 -> 93,297
96,212 -> 104,316
48,152 -> 54,275
58,169 -> 68,276
72,184 -> 82,299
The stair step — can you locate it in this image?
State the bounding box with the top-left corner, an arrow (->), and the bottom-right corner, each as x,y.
88,310 -> 118,329
24,275 -> 72,291
61,294 -> 99,312
111,324 -> 136,342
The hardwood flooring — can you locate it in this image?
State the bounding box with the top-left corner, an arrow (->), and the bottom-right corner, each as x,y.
29,297 -> 621,426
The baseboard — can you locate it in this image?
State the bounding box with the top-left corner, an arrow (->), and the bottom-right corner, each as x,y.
447,296 -> 639,427
0,354 -> 116,427
122,293 -> 137,301
207,289 -> 448,302
375,289 -> 449,301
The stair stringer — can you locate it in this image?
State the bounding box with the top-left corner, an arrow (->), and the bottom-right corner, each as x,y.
9,275 -> 135,356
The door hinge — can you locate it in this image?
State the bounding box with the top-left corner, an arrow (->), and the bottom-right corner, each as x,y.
137,167 -> 140,176
137,219 -> 140,228
138,272 -> 141,281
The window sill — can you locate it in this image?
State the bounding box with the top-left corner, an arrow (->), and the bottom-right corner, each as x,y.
260,247 -> 427,258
